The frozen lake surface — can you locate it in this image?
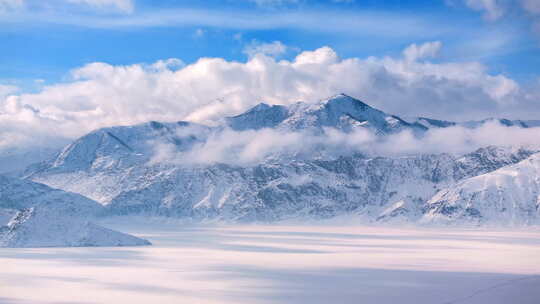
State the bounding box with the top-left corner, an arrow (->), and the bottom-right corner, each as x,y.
1,220 -> 540,304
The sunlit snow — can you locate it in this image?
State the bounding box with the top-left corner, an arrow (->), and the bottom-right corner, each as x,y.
1,222 -> 539,304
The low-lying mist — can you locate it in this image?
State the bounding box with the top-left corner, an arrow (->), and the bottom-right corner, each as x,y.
150,121 -> 540,166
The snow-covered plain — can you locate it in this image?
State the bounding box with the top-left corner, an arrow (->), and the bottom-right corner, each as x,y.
1,222 -> 539,304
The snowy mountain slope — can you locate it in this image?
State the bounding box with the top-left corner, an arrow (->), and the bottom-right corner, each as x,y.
403,117 -> 457,129
0,207 -> 151,248
522,120 -> 540,128
0,147 -> 61,175
461,118 -> 529,128
37,120 -> 211,172
24,142 -> 536,224
423,153 -> 540,226
227,94 -> 427,134
18,95 -> 540,226
0,175 -> 102,218
405,117 -> 540,129
226,94 -> 539,134
0,175 -> 151,247
0,208 -> 17,226
226,103 -> 290,131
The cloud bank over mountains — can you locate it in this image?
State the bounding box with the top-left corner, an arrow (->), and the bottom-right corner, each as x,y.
0,42 -> 539,152
149,121 -> 540,167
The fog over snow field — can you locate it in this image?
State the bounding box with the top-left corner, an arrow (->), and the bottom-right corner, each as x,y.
1,221 -> 539,304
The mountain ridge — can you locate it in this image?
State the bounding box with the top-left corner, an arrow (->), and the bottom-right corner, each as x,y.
17,94 -> 540,226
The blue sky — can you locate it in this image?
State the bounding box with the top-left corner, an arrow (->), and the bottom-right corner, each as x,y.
1,0 -> 538,91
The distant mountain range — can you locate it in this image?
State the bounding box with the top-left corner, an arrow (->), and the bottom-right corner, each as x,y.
8,94 -> 536,230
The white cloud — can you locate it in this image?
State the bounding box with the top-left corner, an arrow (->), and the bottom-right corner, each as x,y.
0,84 -> 18,98
149,58 -> 184,71
65,0 -> 134,13
456,0 -> 540,39
243,40 -> 289,58
463,0 -> 540,19
465,0 -> 505,21
248,0 -> 300,8
0,0 -> 23,11
0,0 -> 135,14
403,41 -> 442,62
294,46 -> 338,65
0,42 -> 537,153
0,6 -> 442,41
150,122 -> 540,166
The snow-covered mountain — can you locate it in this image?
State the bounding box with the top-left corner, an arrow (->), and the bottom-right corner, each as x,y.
227,94 -> 540,133
423,153 -> 540,226
227,94 -> 427,134
0,207 -> 151,248
0,175 -> 151,247
0,175 -> 102,218
19,94 -> 540,226
24,141 -> 538,224
0,147 -> 61,175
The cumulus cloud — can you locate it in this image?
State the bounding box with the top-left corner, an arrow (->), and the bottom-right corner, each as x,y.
149,122 -> 540,166
243,40 -> 289,58
0,42 -> 538,153
403,41 -> 442,62
0,84 -> 18,98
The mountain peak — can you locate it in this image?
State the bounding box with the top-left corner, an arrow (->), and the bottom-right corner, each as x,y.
223,94 -> 422,134
319,93 -> 373,111
226,103 -> 289,131
247,103 -> 272,112
324,93 -> 365,103
328,93 -> 351,99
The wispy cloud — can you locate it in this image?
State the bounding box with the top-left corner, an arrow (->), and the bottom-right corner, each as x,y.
452,0 -> 540,39
65,0 -> 135,14
0,0 -> 135,14
243,40 -> 290,58
247,0 -> 301,8
0,0 -> 23,12
464,0 -> 505,21
0,6 -> 445,38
